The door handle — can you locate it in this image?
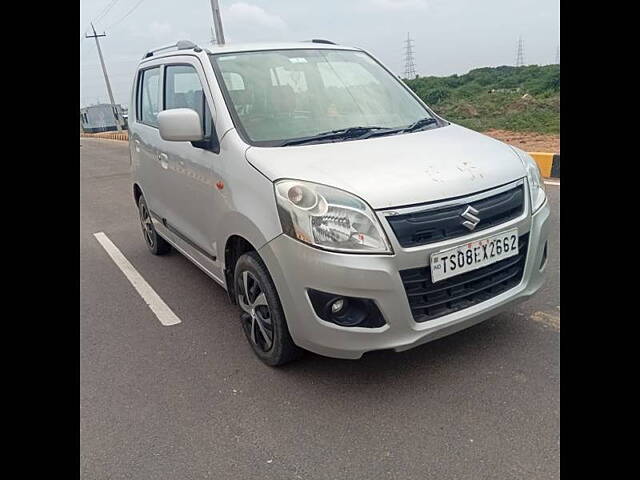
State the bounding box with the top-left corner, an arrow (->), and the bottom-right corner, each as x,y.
158,152 -> 169,170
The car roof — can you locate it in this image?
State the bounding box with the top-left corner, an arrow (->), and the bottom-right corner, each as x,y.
205,42 -> 360,54
140,41 -> 361,64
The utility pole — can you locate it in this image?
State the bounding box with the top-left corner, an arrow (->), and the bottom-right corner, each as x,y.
403,33 -> 416,79
86,23 -> 122,132
515,36 -> 525,67
210,0 -> 226,45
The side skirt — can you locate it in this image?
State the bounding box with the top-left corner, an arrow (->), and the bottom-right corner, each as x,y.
149,211 -> 227,289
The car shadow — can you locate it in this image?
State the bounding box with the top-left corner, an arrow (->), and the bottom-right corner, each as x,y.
160,244 -> 531,390
274,313 -> 520,388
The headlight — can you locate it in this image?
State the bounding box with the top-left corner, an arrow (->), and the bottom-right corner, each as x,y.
274,179 -> 392,253
512,148 -> 546,213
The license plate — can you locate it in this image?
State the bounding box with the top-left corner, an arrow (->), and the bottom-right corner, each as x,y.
430,229 -> 519,283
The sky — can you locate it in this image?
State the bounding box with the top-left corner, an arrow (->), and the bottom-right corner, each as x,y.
80,0 -> 559,108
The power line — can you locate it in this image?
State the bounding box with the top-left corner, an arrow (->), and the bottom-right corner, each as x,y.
94,0 -> 122,25
80,0 -> 122,41
515,36 -> 525,67
403,33 -> 416,79
106,0 -> 147,31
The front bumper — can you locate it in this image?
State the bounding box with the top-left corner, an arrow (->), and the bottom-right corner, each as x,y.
259,198 -> 550,359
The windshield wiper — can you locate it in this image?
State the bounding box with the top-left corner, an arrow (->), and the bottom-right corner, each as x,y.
402,117 -> 438,133
280,118 -> 439,146
280,126 -> 387,146
351,118 -> 439,140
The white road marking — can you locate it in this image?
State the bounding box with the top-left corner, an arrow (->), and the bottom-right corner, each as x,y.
93,232 -> 182,326
544,180 -> 560,186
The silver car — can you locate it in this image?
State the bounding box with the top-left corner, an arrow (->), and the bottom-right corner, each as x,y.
129,40 -> 550,366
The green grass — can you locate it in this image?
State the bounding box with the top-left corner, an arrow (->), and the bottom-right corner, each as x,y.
403,65 -> 560,134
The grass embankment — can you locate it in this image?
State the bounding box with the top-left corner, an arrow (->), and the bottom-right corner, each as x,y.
404,65 -> 560,135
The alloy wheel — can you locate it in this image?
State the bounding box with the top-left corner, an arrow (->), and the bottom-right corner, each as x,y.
139,203 -> 155,248
237,271 -> 274,352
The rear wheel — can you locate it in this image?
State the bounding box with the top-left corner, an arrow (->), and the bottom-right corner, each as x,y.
234,251 -> 302,366
138,196 -> 171,255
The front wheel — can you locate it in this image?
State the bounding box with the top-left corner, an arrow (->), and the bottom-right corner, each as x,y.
138,196 -> 171,255
234,251 -> 302,366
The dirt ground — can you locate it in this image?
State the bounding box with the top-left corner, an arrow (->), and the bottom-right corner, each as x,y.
483,129 -> 560,154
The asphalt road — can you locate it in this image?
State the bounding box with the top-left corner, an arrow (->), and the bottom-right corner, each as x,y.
80,137 -> 560,480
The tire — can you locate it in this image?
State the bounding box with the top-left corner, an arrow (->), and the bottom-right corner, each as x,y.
138,195 -> 171,255
234,251 -> 302,366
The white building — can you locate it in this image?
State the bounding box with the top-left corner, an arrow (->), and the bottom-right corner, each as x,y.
80,103 -> 126,133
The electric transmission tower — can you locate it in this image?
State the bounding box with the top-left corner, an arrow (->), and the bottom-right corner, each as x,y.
555,44 -> 560,64
515,36 -> 525,67
403,33 -> 417,79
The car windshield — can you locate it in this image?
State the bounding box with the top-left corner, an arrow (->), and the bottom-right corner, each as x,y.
209,49 -> 439,147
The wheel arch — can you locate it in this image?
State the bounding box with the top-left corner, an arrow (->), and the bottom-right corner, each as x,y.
133,182 -> 144,206
223,234 -> 258,304
219,210 -> 279,304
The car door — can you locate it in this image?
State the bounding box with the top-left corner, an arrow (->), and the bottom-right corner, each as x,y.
130,64 -> 168,220
157,58 -> 221,263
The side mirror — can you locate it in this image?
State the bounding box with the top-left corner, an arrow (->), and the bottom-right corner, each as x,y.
158,108 -> 203,142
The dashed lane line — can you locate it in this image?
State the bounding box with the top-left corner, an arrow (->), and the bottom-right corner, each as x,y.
93,232 -> 182,326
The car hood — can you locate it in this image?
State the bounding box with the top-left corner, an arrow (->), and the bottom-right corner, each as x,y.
245,124 -> 526,210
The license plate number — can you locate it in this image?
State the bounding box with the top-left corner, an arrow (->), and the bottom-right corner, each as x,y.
430,229 -> 519,283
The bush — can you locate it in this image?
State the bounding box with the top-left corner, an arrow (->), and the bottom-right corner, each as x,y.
403,64 -> 559,134
423,88 -> 450,105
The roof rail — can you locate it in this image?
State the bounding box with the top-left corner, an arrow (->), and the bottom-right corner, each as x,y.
306,39 -> 337,45
143,40 -> 201,59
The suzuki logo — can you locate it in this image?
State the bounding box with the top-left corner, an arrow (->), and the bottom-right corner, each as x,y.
461,206 -> 481,230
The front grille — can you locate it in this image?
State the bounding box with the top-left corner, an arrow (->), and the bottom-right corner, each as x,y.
400,234 -> 529,323
386,183 -> 525,248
